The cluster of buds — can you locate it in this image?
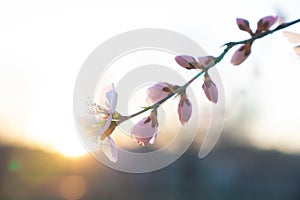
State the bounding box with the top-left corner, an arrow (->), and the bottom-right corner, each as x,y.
79,54 -> 219,162
231,16 -> 278,65
175,55 -> 218,103
145,82 -> 193,125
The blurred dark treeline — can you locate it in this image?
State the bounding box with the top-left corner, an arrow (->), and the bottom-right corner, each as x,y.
1,138 -> 300,200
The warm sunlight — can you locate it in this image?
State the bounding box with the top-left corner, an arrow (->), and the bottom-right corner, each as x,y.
54,141 -> 87,158
1,0 -> 300,161
1,0 -> 300,199
28,107 -> 87,158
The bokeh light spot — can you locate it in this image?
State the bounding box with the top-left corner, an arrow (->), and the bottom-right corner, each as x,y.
8,160 -> 20,172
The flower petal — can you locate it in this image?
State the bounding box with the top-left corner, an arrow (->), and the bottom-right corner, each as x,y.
177,98 -> 192,125
105,84 -> 118,112
149,130 -> 158,144
99,136 -> 118,163
294,45 -> 300,57
175,55 -> 202,69
146,82 -> 173,105
256,16 -> 277,33
131,117 -> 158,146
78,114 -> 101,142
230,43 -> 251,65
283,31 -> 300,44
98,84 -> 112,106
236,18 -> 252,35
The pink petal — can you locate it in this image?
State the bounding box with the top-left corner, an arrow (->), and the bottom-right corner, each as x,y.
202,77 -> 218,103
105,84 -> 118,112
175,55 -> 202,69
131,117 -> 157,146
294,45 -> 300,57
177,98 -> 192,125
256,16 -> 277,33
236,18 -> 252,35
230,43 -> 251,65
99,136 -> 118,163
146,82 -> 173,105
98,84 -> 113,106
283,31 -> 300,44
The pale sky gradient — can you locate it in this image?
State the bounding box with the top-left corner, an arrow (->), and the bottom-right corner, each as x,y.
0,0 -> 300,156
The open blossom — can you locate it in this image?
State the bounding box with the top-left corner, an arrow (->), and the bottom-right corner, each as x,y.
202,73 -> 218,103
175,55 -> 214,70
131,109 -> 158,146
79,83 -> 119,163
177,92 -> 192,125
146,82 -> 176,105
90,84 -> 118,138
232,16 -> 277,65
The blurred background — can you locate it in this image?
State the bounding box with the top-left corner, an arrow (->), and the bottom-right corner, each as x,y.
1,0 -> 300,199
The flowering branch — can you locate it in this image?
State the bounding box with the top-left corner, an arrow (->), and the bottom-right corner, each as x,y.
125,17 -> 300,122
80,16 -> 300,162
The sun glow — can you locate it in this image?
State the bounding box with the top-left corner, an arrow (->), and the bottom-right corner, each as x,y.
54,140 -> 87,158
27,101 -> 87,158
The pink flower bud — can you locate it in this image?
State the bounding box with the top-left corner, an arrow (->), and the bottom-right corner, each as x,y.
175,55 -> 203,69
256,16 -> 277,33
146,82 -> 174,105
197,56 -> 215,68
202,74 -> 218,103
230,42 -> 252,65
236,18 -> 252,35
99,136 -> 118,163
131,110 -> 158,146
177,95 -> 192,125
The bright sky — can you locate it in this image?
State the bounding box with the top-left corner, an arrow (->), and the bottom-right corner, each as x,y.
0,0 -> 299,157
